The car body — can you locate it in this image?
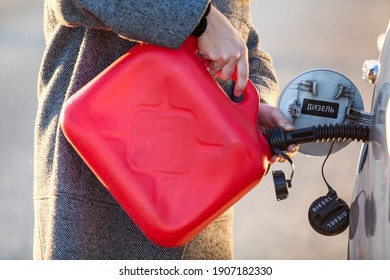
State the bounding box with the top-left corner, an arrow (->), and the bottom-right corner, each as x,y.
348,20 -> 390,259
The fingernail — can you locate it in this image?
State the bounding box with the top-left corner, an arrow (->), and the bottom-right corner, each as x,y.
234,89 -> 242,96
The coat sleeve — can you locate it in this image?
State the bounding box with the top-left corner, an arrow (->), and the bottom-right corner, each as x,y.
49,0 -> 210,48
246,27 -> 279,106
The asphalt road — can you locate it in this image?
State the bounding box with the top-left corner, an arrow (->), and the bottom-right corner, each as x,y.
0,0 -> 389,260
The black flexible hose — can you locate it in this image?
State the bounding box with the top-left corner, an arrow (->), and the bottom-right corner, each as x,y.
266,124 -> 370,151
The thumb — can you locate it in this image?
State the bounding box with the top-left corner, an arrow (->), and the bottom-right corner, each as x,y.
263,105 -> 295,131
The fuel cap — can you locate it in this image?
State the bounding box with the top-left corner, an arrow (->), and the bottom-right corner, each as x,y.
308,195 -> 350,236
272,170 -> 290,201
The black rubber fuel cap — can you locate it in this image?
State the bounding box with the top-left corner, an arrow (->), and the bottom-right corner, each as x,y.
308,195 -> 350,236
272,170 -> 290,201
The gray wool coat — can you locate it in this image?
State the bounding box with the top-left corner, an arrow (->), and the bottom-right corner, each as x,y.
34,0 -> 279,260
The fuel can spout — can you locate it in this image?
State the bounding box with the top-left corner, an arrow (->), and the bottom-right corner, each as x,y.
266,124 -> 370,151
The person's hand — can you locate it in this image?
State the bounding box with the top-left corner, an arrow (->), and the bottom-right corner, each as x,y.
197,5 -> 248,97
257,103 -> 299,163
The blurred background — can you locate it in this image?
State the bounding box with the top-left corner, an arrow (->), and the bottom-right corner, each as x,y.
0,0 -> 389,259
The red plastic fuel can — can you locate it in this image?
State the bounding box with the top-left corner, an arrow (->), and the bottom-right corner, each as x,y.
60,37 -> 272,247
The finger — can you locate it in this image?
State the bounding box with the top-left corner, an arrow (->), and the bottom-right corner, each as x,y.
270,108 -> 295,130
258,104 -> 294,130
285,149 -> 298,159
219,58 -> 236,81
213,62 -> 223,72
209,60 -> 224,73
270,154 -> 278,163
270,154 -> 286,163
233,55 -> 249,97
287,144 -> 299,153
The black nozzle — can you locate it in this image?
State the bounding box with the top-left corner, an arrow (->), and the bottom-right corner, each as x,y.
266,124 -> 370,151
